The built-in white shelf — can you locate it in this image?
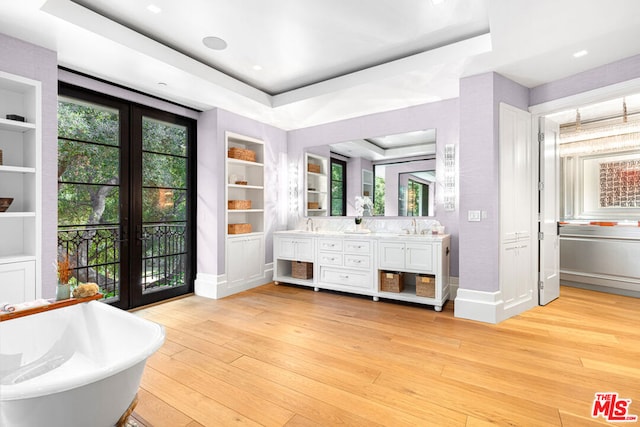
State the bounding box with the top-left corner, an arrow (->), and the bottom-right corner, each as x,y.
0,254 -> 36,264
227,209 -> 265,213
228,184 -> 264,190
0,165 -> 36,174
0,117 -> 36,132
0,212 -> 36,218
0,70 -> 41,303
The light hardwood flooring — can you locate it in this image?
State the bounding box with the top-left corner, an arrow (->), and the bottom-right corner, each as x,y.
132,284 -> 640,426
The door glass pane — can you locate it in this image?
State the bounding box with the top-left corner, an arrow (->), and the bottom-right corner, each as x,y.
141,117 -> 189,294
57,98 -> 122,301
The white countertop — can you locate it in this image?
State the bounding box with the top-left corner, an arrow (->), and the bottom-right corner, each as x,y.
274,229 -> 449,240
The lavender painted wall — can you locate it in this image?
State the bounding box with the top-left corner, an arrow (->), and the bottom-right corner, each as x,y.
196,109 -> 219,277
288,98 -> 461,276
458,72 -> 529,293
0,33 -> 57,298
530,54 -> 640,106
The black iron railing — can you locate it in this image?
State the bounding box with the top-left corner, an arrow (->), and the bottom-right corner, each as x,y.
57,223 -> 187,300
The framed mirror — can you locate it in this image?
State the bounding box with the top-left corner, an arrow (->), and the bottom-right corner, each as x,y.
305,129 -> 436,217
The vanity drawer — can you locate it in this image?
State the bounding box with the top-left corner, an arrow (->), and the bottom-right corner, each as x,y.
344,254 -> 371,269
344,240 -> 371,254
318,252 -> 343,266
319,267 -> 371,289
318,238 -> 343,252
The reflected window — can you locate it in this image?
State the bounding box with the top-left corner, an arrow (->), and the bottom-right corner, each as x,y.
330,158 -> 346,216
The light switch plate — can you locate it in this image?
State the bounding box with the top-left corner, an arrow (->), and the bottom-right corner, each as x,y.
468,210 -> 481,222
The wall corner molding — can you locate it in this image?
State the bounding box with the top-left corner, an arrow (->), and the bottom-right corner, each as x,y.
454,288 -> 503,324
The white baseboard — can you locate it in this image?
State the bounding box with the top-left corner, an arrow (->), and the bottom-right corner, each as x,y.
454,288 -> 503,324
194,273 -> 224,299
195,263 -> 273,300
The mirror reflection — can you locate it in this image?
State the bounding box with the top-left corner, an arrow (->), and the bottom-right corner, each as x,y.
304,129 -> 437,217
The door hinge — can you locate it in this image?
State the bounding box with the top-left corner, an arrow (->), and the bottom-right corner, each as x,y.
538,232 -> 544,240
538,181 -> 544,191
539,280 -> 544,290
538,132 -> 545,143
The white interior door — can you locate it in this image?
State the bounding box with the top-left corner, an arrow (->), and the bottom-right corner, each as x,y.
539,116 -> 561,305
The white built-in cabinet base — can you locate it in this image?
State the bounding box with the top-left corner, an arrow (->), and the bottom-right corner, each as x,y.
0,260 -> 36,302
273,231 -> 450,311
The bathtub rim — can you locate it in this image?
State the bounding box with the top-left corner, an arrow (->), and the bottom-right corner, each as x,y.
0,301 -> 165,401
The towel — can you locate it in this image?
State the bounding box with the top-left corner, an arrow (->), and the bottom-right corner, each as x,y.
1,299 -> 51,313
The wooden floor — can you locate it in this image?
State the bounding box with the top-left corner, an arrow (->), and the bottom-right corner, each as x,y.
132,284 -> 640,426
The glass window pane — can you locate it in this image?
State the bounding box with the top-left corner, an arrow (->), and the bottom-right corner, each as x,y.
143,152 -> 187,188
143,188 -> 187,222
58,98 -> 119,146
143,117 -> 187,156
58,140 -> 120,186
58,183 -> 120,226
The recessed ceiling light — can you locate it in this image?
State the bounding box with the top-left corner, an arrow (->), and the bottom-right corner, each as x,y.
252,65 -> 263,71
202,36 -> 228,51
158,82 -> 167,87
146,4 -> 162,14
573,49 -> 588,58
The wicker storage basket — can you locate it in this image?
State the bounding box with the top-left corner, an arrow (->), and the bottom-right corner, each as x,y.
228,223 -> 252,234
416,275 -> 435,298
228,200 -> 252,210
228,147 -> 256,162
292,261 -> 313,279
0,149 -> 3,165
307,202 -> 319,210
380,271 -> 404,293
307,163 -> 321,173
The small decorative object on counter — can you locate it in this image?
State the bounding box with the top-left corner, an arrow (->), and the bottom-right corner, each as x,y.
72,282 -> 100,298
354,195 -> 372,230
55,255 -> 73,301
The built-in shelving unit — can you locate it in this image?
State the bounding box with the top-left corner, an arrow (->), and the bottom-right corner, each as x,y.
0,70 -> 41,303
305,153 -> 328,217
362,169 -> 373,198
225,131 -> 265,291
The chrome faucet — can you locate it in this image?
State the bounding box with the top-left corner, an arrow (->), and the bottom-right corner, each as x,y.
411,218 -> 417,234
306,217 -> 314,232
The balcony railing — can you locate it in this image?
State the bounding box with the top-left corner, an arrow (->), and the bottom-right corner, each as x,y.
57,223 -> 187,301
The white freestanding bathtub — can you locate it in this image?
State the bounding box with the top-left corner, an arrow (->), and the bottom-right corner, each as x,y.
0,300 -> 165,427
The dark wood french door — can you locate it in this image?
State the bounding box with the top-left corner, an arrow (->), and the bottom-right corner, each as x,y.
57,83 -> 195,309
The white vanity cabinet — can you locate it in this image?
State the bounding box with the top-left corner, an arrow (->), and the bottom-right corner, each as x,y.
273,231 -> 450,311
317,237 -> 374,294
378,237 -> 450,311
273,234 -> 315,286
378,241 -> 436,272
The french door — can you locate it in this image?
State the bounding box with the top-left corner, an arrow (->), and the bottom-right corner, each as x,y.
57,83 -> 195,309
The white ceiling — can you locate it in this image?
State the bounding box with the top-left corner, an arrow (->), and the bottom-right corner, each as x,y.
2,0 -> 640,130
